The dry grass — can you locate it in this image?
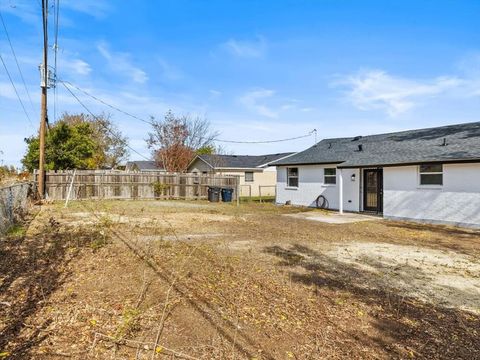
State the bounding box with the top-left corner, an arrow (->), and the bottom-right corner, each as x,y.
0,200 -> 479,359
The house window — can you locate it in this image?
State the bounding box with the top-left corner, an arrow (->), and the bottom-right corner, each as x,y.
324,168 -> 337,184
245,171 -> 254,182
419,164 -> 443,185
287,167 -> 299,187
193,172 -> 199,184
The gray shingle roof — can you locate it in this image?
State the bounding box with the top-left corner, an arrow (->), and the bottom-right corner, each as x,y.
272,122 -> 480,168
125,161 -> 164,171
199,153 -> 294,169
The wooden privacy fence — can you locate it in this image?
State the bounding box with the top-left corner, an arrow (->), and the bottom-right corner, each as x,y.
36,170 -> 240,201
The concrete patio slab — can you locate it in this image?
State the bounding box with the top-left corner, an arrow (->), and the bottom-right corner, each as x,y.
285,211 -> 380,224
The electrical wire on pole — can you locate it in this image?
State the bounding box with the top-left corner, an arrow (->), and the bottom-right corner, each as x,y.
0,52 -> 33,127
52,0 -> 59,122
0,9 -> 36,118
61,81 -> 151,161
60,79 -> 316,145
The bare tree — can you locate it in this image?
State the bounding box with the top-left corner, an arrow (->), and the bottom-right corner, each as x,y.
146,111 -> 219,172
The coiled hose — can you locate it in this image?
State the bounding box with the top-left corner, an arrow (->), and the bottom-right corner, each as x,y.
315,195 -> 329,209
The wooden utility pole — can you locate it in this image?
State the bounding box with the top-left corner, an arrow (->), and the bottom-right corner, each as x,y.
38,0 -> 48,198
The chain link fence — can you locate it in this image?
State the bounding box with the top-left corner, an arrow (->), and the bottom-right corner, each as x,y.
0,182 -> 34,235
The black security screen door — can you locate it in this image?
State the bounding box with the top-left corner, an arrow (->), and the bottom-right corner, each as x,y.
363,169 -> 383,213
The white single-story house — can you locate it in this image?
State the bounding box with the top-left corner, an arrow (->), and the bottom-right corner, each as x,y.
188,153 -> 294,197
271,122 -> 480,228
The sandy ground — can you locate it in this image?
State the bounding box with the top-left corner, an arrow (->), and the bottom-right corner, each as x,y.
285,211 -> 379,224
1,200 -> 479,359
326,242 -> 480,313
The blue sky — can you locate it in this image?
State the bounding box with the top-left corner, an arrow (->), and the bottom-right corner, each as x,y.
1,0 -> 480,166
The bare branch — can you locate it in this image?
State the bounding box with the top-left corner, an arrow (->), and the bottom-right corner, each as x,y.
146,111 -> 218,172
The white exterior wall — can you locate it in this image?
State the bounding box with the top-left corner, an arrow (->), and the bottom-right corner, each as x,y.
384,163 -> 480,227
276,165 -> 360,211
220,169 -> 275,197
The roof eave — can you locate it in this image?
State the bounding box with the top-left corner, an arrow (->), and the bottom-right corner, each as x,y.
338,158 -> 480,169
187,155 -> 215,170
269,161 -> 344,167
215,167 -> 263,171
257,153 -> 296,168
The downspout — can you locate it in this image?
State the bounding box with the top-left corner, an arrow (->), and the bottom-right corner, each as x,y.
339,168 -> 344,214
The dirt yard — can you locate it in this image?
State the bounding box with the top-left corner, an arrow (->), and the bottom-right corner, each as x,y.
1,200 -> 479,359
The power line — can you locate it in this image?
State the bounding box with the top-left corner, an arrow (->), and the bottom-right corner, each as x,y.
214,132 -> 314,144
52,0 -> 59,122
0,52 -> 33,127
0,9 -> 36,116
60,79 -> 152,125
59,79 -> 315,144
61,81 -> 151,161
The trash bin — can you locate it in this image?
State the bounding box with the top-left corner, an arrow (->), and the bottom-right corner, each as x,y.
221,187 -> 234,202
207,186 -> 221,202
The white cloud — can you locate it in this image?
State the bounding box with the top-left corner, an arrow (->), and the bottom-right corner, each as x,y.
157,58 -> 183,80
59,58 -> 92,76
457,52 -> 480,77
300,107 -> 314,113
337,70 -> 463,116
0,1 -> 39,25
61,0 -> 112,19
0,80 -> 37,111
0,0 -> 111,25
238,89 -> 278,118
280,104 -> 295,111
223,36 -> 267,58
209,89 -> 222,99
237,89 -> 310,118
97,42 -> 148,84
0,82 -> 19,100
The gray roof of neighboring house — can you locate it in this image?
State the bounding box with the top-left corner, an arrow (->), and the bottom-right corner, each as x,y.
271,122 -> 480,168
197,153 -> 294,169
125,161 -> 164,171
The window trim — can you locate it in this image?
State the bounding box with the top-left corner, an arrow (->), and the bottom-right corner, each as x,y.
418,163 -> 443,187
244,171 -> 254,182
193,171 -> 200,184
324,168 -> 337,185
286,167 -> 299,188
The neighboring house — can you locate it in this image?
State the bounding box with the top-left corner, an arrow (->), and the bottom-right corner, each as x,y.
271,122 -> 480,228
125,161 -> 165,172
188,153 -> 294,197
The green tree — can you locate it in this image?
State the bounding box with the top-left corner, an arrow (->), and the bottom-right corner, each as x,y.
61,113 -> 129,168
21,113 -> 129,171
22,121 -> 96,171
196,145 -> 216,155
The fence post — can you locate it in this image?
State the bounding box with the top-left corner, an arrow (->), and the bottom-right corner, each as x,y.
64,169 -> 76,208
236,176 -> 240,207
39,170 -> 235,202
7,186 -> 13,223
